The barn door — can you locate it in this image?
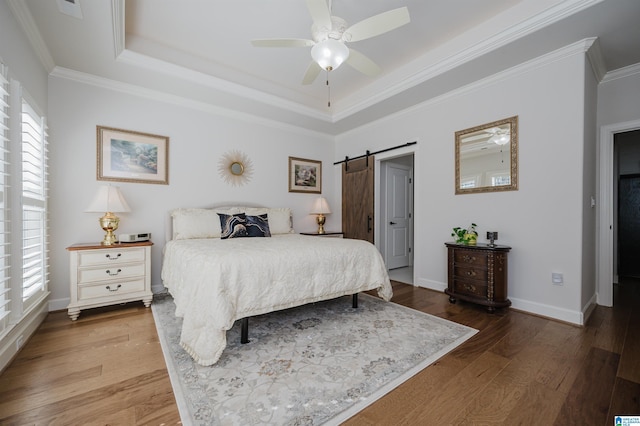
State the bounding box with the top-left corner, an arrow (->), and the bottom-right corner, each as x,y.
342,156 -> 374,243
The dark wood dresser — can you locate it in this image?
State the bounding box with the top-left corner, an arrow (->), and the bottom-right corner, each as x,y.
445,242 -> 511,312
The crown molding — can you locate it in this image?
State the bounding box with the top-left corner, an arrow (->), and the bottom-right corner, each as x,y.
334,0 -> 603,122
338,38 -> 596,138
585,37 -> 606,82
6,0 -> 56,73
111,0 -> 125,59
601,62 -> 640,84
50,66 -> 334,140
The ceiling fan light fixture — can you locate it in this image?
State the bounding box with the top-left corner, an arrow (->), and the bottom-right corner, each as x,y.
311,39 -> 350,71
489,133 -> 510,145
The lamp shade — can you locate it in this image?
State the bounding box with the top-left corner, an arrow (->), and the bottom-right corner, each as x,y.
489,133 -> 510,145
85,185 -> 131,213
311,39 -> 350,71
311,197 -> 331,215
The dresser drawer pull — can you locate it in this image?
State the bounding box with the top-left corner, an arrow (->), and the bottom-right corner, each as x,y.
106,284 -> 122,292
105,269 -> 122,276
105,253 -> 122,260
462,255 -> 477,263
465,270 -> 477,277
463,283 -> 477,293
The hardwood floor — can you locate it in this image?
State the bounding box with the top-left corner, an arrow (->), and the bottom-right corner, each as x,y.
1,279 -> 638,425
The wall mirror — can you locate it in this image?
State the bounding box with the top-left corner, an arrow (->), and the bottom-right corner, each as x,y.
455,115 -> 518,194
230,161 -> 244,176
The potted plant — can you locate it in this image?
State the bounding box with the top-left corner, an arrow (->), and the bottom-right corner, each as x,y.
451,223 -> 478,245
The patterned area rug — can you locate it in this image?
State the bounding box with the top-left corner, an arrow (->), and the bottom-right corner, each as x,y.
152,293 -> 477,425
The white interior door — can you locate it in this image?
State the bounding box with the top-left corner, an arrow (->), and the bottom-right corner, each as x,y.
386,163 -> 411,269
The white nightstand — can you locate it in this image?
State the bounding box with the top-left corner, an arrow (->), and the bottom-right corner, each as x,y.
66,241 -> 153,320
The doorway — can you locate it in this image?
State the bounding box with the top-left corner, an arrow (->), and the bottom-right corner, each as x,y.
598,120 -> 640,307
615,130 -> 640,279
380,154 -> 414,284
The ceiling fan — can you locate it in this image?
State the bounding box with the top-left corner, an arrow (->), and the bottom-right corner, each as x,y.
251,0 -> 410,85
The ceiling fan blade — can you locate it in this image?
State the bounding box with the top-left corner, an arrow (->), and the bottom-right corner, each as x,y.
343,7 -> 410,42
345,49 -> 381,77
251,38 -> 315,48
305,0 -> 331,30
302,61 -> 322,85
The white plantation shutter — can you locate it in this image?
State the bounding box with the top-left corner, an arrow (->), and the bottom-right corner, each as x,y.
21,98 -> 48,306
0,63 -> 10,334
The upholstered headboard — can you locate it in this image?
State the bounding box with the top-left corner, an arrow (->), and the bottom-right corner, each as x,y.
164,204 -> 294,242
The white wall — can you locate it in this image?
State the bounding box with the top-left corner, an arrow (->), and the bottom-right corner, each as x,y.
335,43 -> 592,323
47,75 -> 337,308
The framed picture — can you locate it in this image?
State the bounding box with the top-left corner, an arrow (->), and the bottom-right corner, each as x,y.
97,126 -> 169,185
288,156 -> 322,194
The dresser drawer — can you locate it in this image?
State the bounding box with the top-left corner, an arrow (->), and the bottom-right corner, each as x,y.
78,262 -> 145,284
78,248 -> 146,267
454,279 -> 488,299
78,279 -> 146,300
453,265 -> 488,281
453,250 -> 488,268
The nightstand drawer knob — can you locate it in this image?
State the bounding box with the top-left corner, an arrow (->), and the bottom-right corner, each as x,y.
105,253 -> 122,260
106,284 -> 122,292
105,269 -> 122,276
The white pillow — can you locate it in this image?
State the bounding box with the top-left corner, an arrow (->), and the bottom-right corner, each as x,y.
243,207 -> 293,234
171,207 -> 240,240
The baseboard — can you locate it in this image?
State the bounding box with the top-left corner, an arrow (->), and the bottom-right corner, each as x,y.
414,277 -> 584,325
415,278 -> 447,292
48,297 -> 70,312
581,293 -> 598,325
510,297 -> 583,325
0,294 -> 49,373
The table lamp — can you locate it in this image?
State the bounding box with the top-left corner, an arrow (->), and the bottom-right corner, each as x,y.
310,197 -> 331,234
86,185 -> 131,245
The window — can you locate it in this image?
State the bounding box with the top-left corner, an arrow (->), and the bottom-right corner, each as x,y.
0,64 -> 9,334
20,98 -> 48,309
0,59 -> 49,341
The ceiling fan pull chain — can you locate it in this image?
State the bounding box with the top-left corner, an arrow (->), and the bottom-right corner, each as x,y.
326,69 -> 331,107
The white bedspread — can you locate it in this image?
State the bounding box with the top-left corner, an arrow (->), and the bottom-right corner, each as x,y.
161,234 -> 393,366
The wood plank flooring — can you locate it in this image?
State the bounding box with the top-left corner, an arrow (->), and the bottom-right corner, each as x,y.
1,279 -> 638,425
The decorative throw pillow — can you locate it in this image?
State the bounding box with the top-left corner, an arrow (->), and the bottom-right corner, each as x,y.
245,214 -> 271,237
219,213 -> 248,239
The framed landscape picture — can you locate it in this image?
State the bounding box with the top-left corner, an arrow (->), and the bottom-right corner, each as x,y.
288,156 -> 321,194
97,126 -> 169,185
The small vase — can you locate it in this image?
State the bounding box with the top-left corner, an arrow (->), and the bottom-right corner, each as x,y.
464,233 -> 477,245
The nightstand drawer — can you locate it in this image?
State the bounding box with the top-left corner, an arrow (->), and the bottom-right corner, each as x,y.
78,279 -> 146,300
453,250 -> 488,268
454,279 -> 488,298
453,265 -> 488,281
78,248 -> 146,267
78,263 -> 145,284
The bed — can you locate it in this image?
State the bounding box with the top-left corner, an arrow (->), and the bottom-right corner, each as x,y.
161,206 -> 393,366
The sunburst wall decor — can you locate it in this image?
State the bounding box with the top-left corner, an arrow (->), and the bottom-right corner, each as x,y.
218,150 -> 253,186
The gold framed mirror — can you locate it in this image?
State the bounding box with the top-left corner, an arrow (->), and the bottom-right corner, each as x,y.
455,115 -> 518,195
218,150 -> 253,186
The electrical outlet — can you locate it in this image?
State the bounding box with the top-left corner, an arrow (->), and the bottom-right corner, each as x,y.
16,335 -> 24,350
552,272 -> 564,285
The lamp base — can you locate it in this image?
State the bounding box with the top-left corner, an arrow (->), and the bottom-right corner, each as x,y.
316,214 -> 326,234
99,212 -> 120,245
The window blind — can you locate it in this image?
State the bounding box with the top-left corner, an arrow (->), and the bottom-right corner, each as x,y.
21,99 -> 48,305
0,64 -> 10,334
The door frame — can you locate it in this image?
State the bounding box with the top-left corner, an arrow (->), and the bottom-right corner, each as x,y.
598,119 -> 640,307
374,148 -> 416,273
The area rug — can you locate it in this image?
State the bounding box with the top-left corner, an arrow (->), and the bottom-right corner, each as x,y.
152,293 -> 477,425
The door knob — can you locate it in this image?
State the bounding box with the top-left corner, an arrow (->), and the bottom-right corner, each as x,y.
389,221 -> 397,225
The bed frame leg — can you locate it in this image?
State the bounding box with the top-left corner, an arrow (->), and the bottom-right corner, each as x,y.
241,317 -> 249,344
352,294 -> 358,308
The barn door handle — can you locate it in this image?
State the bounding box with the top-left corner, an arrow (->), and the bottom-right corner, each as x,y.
389,221 -> 397,225
368,215 -> 372,232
